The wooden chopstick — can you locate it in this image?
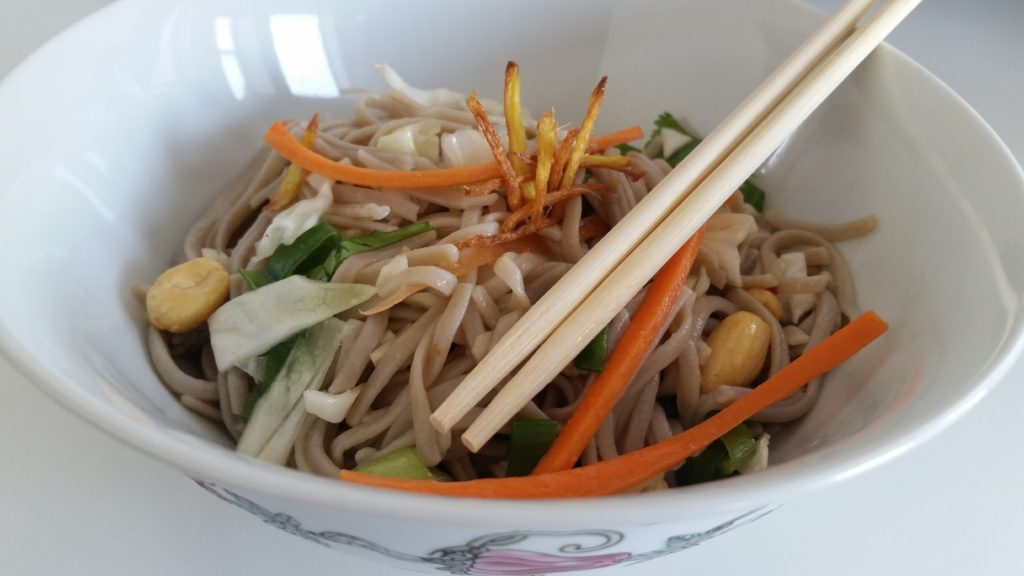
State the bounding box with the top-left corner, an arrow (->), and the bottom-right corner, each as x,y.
428,0 -> 880,436
457,0 -> 921,451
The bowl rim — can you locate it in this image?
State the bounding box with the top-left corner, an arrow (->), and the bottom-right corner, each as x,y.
2,0 -> 1024,528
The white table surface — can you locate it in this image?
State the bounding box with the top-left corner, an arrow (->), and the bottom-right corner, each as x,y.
2,1 -> 1022,574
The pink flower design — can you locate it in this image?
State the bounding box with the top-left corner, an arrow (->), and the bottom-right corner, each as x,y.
469,548 -> 630,575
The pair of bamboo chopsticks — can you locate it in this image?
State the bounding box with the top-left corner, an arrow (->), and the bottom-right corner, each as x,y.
431,0 -> 921,451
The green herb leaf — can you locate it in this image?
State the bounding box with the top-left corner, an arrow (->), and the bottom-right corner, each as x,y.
644,112 -> 700,167
238,220 -> 340,289
573,327 -> 609,372
241,331 -> 303,420
506,419 -> 559,476
739,180 -> 766,213
616,143 -> 641,155
240,220 -> 433,290
265,220 -> 341,281
674,423 -> 756,484
238,268 -> 272,290
717,424 -> 756,476
338,221 -> 433,259
355,446 -> 451,481
664,139 -> 701,167
236,220 -> 432,421
653,111 -> 695,137
645,112 -> 766,212
674,441 -> 727,486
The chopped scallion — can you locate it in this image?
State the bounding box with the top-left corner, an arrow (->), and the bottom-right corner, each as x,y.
506,419 -> 559,476
355,447 -> 452,481
573,327 -> 609,372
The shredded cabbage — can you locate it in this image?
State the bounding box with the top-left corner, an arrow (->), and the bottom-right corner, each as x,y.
738,432 -> 771,474
374,64 -> 465,107
440,128 -> 493,167
702,213 -> 758,286
376,119 -> 442,162
373,64 -> 504,114
776,252 -> 816,320
252,175 -> 334,263
303,387 -> 360,424
208,276 -> 375,371
236,318 -> 351,458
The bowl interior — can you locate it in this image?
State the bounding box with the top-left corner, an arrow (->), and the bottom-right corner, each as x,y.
0,0 -> 1022,523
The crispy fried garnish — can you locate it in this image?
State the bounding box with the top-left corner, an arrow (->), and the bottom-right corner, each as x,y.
444,234 -> 551,277
558,77 -> 607,189
504,62 -> 535,201
579,154 -> 645,181
548,128 -> 579,194
579,154 -> 630,169
463,177 -> 504,198
265,113 -> 320,213
578,215 -> 609,241
454,214 -> 608,254
467,91 -> 522,211
455,218 -> 558,250
500,183 -> 610,233
533,111 -> 557,226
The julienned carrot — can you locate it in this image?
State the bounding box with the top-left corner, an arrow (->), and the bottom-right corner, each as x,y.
588,126 -> 644,151
262,122 -> 644,191
264,122 -> 502,189
338,311 -> 888,498
532,227 -> 706,475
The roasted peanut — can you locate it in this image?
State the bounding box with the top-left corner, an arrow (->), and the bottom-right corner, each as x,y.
746,287 -> 782,320
700,311 -> 771,392
146,257 -> 230,333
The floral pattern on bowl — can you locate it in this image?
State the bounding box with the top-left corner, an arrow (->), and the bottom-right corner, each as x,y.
195,478 -> 772,574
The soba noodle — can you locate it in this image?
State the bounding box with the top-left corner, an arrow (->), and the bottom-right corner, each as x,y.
142,69 -> 874,489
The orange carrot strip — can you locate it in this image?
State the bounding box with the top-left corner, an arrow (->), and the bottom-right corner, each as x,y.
265,114 -> 320,213
263,121 -> 640,191
559,77 -> 607,189
548,128 -> 579,195
504,62 -> 535,201
532,228 -> 706,474
264,122 -> 502,189
339,310 -> 888,498
467,91 -> 522,211
533,111 -> 557,226
500,184 -> 609,233
587,126 -> 644,151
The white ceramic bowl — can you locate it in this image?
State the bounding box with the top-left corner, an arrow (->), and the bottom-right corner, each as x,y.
2,0 -> 1022,573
